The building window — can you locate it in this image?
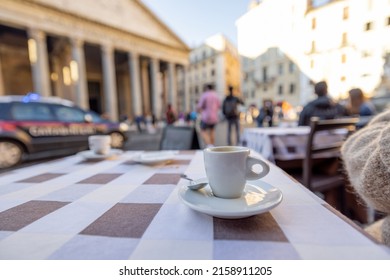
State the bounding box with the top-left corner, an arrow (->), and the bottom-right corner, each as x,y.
341,53 -> 347,63
365,21 -> 373,31
343,7 -> 349,20
289,62 -> 295,73
211,69 -> 215,76
289,83 -> 295,94
312,18 -> 316,29
262,67 -> 268,82
387,16 -> 390,26
311,40 -> 316,52
278,85 -> 283,95
342,32 -> 348,46
251,90 -> 255,98
278,63 -> 283,75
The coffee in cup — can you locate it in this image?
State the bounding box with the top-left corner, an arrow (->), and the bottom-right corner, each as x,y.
203,146 -> 270,199
88,135 -> 111,155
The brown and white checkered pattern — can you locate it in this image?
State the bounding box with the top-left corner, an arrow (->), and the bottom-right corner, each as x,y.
0,151 -> 389,260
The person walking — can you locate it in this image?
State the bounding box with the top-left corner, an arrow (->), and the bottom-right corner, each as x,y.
196,84 -> 221,147
298,81 -> 347,126
222,85 -> 244,145
165,103 -> 176,125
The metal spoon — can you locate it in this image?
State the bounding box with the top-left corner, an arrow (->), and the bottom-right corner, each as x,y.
180,174 -> 208,190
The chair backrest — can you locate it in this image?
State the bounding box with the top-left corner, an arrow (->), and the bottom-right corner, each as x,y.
303,117 -> 359,190
159,125 -> 200,150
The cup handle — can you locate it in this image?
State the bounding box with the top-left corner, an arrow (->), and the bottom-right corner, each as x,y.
245,156 -> 270,180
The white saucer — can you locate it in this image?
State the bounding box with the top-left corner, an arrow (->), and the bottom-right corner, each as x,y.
77,149 -> 123,160
132,151 -> 176,165
178,181 -> 282,219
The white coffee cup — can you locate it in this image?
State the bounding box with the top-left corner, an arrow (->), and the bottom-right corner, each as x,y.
88,135 -> 111,155
204,146 -> 270,199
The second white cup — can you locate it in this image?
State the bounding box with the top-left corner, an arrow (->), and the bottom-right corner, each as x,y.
204,146 -> 270,199
88,135 -> 111,155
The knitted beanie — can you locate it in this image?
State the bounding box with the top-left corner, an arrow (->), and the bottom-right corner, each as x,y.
341,109 -> 390,245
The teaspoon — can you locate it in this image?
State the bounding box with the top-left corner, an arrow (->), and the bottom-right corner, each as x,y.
180,174 -> 208,190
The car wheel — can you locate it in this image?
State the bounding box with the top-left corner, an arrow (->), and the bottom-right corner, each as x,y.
110,132 -> 125,148
0,140 -> 24,168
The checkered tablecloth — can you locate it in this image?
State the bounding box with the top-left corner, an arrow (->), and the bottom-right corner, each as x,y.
0,150 -> 389,260
241,127 -> 347,162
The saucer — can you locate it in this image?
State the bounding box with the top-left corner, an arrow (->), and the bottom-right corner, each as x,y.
77,149 -> 123,160
132,151 -> 176,165
178,181 -> 282,219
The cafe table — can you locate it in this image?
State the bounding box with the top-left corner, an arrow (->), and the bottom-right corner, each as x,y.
241,126 -> 346,163
0,149 -> 389,260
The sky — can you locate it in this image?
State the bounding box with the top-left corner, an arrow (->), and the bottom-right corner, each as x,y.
141,0 -> 250,48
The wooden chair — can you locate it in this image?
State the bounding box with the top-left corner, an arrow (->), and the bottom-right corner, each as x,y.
296,117 -> 359,212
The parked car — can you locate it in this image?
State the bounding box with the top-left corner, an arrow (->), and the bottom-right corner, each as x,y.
0,93 -> 129,169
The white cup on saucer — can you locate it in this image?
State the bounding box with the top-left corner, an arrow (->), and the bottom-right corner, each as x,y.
88,135 -> 111,155
203,146 -> 270,199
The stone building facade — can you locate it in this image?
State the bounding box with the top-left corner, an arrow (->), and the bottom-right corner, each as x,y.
187,34 -> 241,108
0,0 -> 190,121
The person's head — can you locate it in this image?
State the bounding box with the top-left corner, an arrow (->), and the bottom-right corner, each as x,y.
314,81 -> 328,97
348,88 -> 365,113
228,85 -> 234,96
206,83 -> 214,91
349,88 -> 364,102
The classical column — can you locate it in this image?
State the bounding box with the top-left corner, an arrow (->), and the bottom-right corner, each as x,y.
141,59 -> 150,114
0,55 -> 4,96
150,57 -> 159,117
28,29 -> 51,97
167,62 -> 177,108
101,44 -> 118,121
182,65 -> 190,112
128,51 -> 142,116
71,38 -> 89,110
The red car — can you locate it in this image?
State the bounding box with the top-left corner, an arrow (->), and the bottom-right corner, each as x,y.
0,94 -> 129,169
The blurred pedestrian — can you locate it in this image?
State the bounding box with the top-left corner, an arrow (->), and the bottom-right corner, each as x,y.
222,85 -> 244,145
256,99 -> 274,127
165,103 -> 176,125
298,81 -> 347,126
347,88 -> 376,128
197,84 -> 221,147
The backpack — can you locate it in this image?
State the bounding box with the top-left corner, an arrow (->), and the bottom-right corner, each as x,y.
223,98 -> 238,118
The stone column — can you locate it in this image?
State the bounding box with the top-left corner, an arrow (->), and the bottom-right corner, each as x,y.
141,59 -> 150,114
167,62 -> 177,108
28,29 -> 51,97
183,65 -> 190,112
128,52 -> 142,116
0,55 -> 4,96
150,57 -> 159,117
71,38 -> 89,110
101,44 -> 118,121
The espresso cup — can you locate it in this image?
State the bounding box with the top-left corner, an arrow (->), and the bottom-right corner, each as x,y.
204,146 -> 270,199
88,135 -> 111,155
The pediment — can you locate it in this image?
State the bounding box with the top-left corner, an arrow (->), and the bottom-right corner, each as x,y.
32,0 -> 188,50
